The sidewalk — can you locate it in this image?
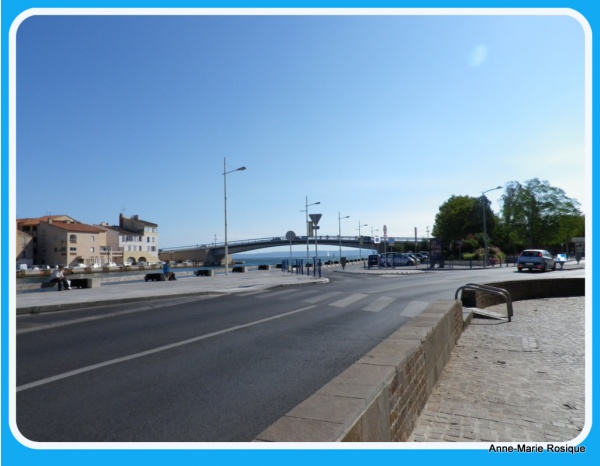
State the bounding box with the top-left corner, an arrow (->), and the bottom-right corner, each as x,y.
409,296 -> 586,443
15,269 -> 329,314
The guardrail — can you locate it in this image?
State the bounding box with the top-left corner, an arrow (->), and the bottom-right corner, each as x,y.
455,283 -> 514,322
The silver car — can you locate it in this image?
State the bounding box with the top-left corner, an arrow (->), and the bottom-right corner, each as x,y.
517,249 -> 556,272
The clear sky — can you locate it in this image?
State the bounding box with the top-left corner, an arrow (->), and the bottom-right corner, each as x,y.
14,11 -> 588,250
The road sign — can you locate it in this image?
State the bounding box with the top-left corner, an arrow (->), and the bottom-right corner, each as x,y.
374,236 -> 381,244
286,231 -> 296,241
388,237 -> 395,244
309,214 -> 322,226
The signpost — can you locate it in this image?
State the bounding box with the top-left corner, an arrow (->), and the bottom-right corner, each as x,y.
286,231 -> 296,273
309,214 -> 322,274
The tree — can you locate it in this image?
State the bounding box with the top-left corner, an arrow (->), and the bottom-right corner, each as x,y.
432,195 -> 496,247
499,178 -> 583,249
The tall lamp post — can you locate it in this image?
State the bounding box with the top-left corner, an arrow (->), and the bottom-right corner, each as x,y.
481,186 -> 502,268
303,197 -> 321,261
223,157 -> 247,275
357,221 -> 368,259
338,212 -> 350,260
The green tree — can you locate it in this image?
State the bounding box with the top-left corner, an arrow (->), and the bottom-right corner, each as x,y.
499,178 -> 583,249
432,195 -> 496,246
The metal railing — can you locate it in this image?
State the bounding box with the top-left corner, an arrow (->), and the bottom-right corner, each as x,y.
160,235 -> 425,253
455,283 -> 514,322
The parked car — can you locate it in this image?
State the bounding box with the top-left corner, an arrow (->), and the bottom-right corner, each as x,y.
380,252 -> 416,267
367,255 -> 379,267
517,249 -> 556,272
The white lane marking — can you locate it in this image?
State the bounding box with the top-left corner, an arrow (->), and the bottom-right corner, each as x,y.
17,305 -> 316,393
362,296 -> 396,313
329,293 -> 369,308
255,289 -> 297,299
16,297 -> 209,335
401,301 -> 430,317
302,291 -> 342,304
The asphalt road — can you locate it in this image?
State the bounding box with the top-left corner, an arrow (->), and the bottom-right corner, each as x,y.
15,264 -> 570,442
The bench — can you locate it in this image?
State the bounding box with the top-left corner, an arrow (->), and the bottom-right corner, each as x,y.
40,278 -> 99,289
145,273 -> 177,281
70,278 -> 98,289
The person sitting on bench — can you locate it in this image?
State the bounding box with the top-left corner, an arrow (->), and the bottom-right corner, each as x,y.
50,265 -> 71,291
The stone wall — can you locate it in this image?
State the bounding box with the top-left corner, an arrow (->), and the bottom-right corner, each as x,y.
254,299 -> 464,442
460,278 -> 584,308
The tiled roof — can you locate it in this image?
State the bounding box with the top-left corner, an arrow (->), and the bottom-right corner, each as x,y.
17,215 -> 75,227
48,221 -> 104,233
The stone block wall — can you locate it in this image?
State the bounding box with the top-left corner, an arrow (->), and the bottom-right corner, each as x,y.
461,278 -> 584,308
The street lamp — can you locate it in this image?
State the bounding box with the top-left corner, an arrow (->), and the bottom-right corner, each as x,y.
357,221 -> 368,259
302,197 -> 321,261
338,212 -> 350,260
481,186 -> 502,268
223,157 -> 246,275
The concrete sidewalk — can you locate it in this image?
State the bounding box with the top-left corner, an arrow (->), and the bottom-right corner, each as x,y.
15,269 -> 329,314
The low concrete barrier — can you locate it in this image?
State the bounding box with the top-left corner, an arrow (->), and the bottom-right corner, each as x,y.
460,278 -> 584,308
258,264 -> 271,270
194,269 -> 215,277
232,266 -> 247,273
254,300 -> 464,442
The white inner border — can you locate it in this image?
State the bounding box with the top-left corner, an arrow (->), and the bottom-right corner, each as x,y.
7,7 -> 593,451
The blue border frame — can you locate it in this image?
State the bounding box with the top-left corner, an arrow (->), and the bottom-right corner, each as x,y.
2,2 -> 596,465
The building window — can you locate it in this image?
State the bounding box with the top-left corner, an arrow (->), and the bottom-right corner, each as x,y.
69,234 -> 77,243
70,247 -> 77,252
90,247 -> 95,253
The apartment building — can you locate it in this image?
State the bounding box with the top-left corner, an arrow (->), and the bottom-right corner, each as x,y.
37,219 -> 107,267
16,213 -> 160,267
95,214 -> 160,264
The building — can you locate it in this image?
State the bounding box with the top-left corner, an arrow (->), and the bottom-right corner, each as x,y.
36,219 -> 107,267
16,230 -> 34,267
17,213 -> 160,267
95,214 -> 160,264
16,215 -> 77,265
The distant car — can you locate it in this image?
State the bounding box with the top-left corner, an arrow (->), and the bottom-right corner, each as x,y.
105,262 -> 118,267
122,261 -> 132,267
381,252 -> 415,267
404,253 -> 421,264
367,255 -> 379,267
517,249 -> 556,272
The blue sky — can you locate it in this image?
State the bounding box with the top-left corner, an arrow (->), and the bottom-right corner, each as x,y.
14,11 -> 588,250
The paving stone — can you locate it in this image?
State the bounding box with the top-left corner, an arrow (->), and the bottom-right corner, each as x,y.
408,297 -> 585,444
